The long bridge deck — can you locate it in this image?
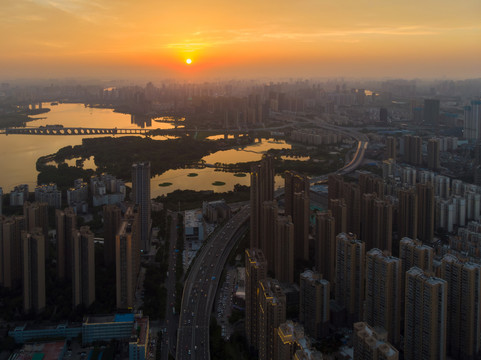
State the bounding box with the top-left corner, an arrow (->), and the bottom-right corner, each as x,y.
4,127 -> 160,135
1,127 -> 252,136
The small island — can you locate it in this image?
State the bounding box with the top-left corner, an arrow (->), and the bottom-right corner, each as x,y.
187,173 -> 199,177
158,182 -> 173,187
212,181 -> 226,186
233,173 -> 247,177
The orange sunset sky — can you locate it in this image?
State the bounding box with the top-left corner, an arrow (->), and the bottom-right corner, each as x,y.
1,0 -> 480,80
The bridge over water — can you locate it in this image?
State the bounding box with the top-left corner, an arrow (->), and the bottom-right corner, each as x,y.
4,127 -> 163,135
1,127 -> 257,137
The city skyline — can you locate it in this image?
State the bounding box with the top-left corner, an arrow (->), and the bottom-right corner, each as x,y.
1,2 -> 481,357
1,0 -> 480,80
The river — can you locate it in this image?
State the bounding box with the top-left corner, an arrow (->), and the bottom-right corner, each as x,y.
0,103 -> 289,196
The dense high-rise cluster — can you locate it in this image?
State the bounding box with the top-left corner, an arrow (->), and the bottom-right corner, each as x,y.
0,162 -> 151,315
245,147 -> 481,360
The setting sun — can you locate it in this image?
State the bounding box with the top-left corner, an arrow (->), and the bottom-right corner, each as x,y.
186,59 -> 192,65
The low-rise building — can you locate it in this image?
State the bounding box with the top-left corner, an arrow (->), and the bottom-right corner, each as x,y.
129,316 -> 150,360
353,322 -> 398,360
202,199 -> 231,223
184,209 -> 205,242
10,323 -> 82,344
9,313 -> 149,348
91,174 -> 126,206
82,313 -> 135,345
12,340 -> 67,360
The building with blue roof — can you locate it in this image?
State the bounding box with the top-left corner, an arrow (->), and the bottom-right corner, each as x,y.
9,313 -> 148,348
82,314 -> 135,345
9,322 -> 82,344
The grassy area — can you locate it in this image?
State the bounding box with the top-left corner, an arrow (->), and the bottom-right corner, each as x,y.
210,317 -> 250,360
143,264 -> 168,320
159,182 -> 173,187
357,164 -> 382,176
143,212 -> 169,320
36,136 -> 228,183
193,130 -> 220,140
212,181 -> 226,186
0,107 -> 50,128
155,187 -> 250,211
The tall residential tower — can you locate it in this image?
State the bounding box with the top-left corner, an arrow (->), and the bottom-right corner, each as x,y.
132,162 -> 151,253
404,267 -> 447,360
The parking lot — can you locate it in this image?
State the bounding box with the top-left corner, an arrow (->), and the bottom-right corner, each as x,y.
214,268 -> 237,340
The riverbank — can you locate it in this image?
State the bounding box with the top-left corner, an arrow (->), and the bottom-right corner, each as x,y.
36,136 -> 254,189
0,107 -> 50,128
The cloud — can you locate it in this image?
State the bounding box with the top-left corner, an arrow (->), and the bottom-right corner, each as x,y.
35,40 -> 67,48
164,25 -> 481,50
27,0 -> 113,23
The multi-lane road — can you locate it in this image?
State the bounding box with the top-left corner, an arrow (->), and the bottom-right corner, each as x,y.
174,115 -> 369,359
176,207 -> 250,359
338,140 -> 369,174
161,212 -> 181,360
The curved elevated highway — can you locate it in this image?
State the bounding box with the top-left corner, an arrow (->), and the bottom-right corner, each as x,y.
176,207 -> 250,359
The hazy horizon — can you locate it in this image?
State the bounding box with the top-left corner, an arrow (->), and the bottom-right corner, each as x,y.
1,0 -> 481,81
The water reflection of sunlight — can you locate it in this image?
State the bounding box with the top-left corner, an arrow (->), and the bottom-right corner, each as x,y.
149,168 -> 285,197
64,156 -> 97,170
153,116 -> 185,122
281,155 -> 310,161
206,134 -> 235,140
202,138 -> 291,164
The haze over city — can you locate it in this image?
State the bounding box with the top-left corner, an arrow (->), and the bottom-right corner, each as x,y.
1,0 -> 481,80
2,1 -> 481,360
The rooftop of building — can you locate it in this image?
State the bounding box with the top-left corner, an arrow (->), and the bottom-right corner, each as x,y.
300,269 -> 322,281
278,321 -> 305,343
297,336 -> 309,349
184,209 -> 203,228
442,253 -> 481,269
354,322 -> 397,356
235,267 -> 246,299
84,313 -> 134,324
300,270 -> 330,286
294,345 -> 323,360
14,322 -> 82,332
379,343 -> 397,356
464,262 -> 481,270
15,340 -> 66,360
35,183 -> 59,191
204,199 -> 227,206
131,316 -> 149,346
260,278 -> 285,304
300,269 -> 316,279
337,232 -> 360,242
400,237 -> 434,251
246,248 -> 266,266
338,345 -> 354,359
367,248 -> 400,263
279,281 -> 300,294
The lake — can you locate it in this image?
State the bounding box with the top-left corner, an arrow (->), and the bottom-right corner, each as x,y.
0,103 -> 290,196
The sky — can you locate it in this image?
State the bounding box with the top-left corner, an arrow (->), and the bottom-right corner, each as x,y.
1,0 -> 480,81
